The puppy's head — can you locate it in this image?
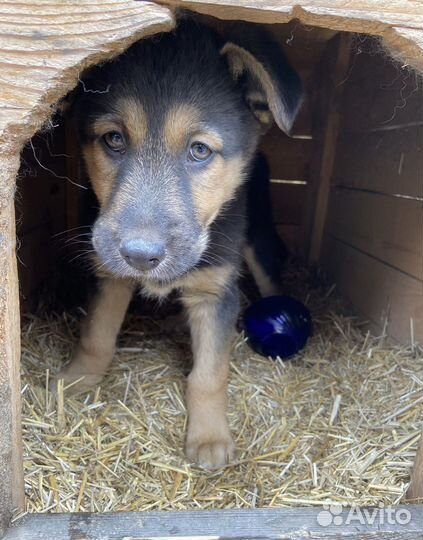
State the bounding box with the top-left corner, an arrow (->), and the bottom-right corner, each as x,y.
73,20 -> 302,285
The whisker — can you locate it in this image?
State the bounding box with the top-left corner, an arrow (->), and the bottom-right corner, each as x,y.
207,241 -> 241,256
53,225 -> 92,238
211,229 -> 233,243
68,250 -> 96,264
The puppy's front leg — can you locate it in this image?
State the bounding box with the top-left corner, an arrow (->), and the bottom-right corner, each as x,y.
52,277 -> 134,392
182,268 -> 239,469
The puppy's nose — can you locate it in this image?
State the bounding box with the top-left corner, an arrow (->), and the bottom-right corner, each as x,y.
119,237 -> 165,271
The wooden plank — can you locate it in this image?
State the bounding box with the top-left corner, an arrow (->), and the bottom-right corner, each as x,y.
307,33 -> 353,263
16,132 -> 67,237
160,1 -> 423,72
333,127 -> 423,199
270,183 -> 307,225
17,225 -> 57,305
260,130 -> 312,181
0,1 -> 174,138
340,48 -> 423,134
407,434 -> 423,502
0,157 -> 24,536
326,189 -> 423,280
161,0 -> 423,29
322,236 -> 423,345
4,505 -> 423,540
276,224 -> 303,254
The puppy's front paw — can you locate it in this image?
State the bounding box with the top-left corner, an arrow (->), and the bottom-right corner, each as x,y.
186,432 -> 236,470
49,357 -> 105,395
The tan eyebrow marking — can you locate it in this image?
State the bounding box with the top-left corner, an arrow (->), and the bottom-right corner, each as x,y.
118,97 -> 147,146
92,117 -> 122,137
193,131 -> 224,152
92,97 -> 148,147
163,103 -> 201,153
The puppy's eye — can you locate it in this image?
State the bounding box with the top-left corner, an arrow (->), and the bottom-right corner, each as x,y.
189,142 -> 212,162
103,131 -> 126,152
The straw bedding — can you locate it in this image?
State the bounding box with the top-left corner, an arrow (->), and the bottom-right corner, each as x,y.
19,265 -> 422,515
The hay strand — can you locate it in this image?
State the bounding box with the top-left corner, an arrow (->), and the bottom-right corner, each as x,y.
20,265 -> 422,514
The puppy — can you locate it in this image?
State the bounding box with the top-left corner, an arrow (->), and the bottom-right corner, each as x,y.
56,18 -> 302,469
245,152 -> 290,297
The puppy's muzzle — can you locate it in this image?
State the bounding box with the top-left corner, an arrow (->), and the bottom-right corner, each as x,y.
119,236 -> 166,272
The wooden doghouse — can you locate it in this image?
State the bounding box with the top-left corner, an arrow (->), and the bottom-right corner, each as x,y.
0,1 -> 422,538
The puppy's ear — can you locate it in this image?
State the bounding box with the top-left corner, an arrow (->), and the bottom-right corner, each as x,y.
221,25 -> 303,134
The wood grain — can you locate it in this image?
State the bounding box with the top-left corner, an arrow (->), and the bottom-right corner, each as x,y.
260,130 -> 313,182
307,33 -> 353,263
4,505 -> 423,539
0,1 -> 174,150
407,434 -> 423,502
277,224 -> 303,254
339,47 -> 423,135
270,183 -> 307,226
320,32 -> 423,345
322,236 -> 423,345
333,128 -> 423,199
0,156 -> 24,536
326,189 -> 423,280
161,0 -> 423,71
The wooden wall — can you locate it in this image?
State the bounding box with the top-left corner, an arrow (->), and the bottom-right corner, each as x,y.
320,40 -> 423,345
15,121 -> 87,311
16,125 -> 68,310
259,23 -> 335,255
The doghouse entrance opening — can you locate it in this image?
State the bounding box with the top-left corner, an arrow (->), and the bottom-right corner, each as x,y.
16,18 -> 423,513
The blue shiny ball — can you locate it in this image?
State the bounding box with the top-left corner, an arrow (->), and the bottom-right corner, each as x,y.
243,296 -> 312,359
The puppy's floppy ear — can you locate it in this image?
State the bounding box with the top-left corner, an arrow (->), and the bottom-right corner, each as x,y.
221,24 -> 303,134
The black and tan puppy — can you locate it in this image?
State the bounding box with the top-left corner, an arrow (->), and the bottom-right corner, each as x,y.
56,18 -> 302,469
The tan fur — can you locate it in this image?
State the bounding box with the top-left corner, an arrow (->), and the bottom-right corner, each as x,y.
82,144 -> 118,207
244,245 -> 282,297
181,264 -> 237,469
92,98 -> 148,147
163,103 -> 201,154
182,264 -> 234,301
142,259 -> 233,300
246,90 -> 274,128
91,117 -> 125,139
406,432 -> 423,502
192,155 -> 245,226
222,42 -> 299,134
117,97 -> 148,147
85,98 -> 147,206
51,278 -> 134,393
162,102 -> 245,226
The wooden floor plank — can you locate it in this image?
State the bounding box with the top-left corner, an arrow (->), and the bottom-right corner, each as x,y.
3,506 -> 423,540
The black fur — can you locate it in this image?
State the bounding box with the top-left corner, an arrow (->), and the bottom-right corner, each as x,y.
246,153 -> 289,286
